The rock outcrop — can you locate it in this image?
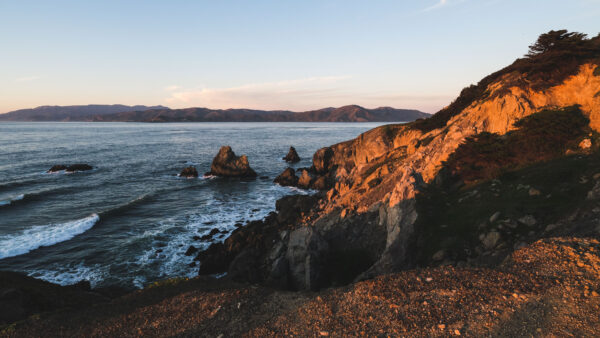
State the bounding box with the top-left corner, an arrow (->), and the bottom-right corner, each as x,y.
47,164 -> 93,173
195,31 -> 600,291
205,146 -> 257,178
273,168 -> 298,186
283,146 -> 301,163
179,166 -> 198,178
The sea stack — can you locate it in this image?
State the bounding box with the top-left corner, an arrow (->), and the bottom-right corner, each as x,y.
206,146 -> 257,178
283,146 -> 301,163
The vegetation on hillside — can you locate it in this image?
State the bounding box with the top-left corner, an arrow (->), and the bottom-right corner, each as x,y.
444,106 -> 595,182
411,30 -> 600,133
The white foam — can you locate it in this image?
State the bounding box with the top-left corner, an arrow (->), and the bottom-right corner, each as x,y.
26,262 -> 108,288
0,214 -> 99,259
0,194 -> 24,207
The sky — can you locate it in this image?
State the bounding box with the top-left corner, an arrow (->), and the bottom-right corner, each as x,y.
1,0 -> 599,114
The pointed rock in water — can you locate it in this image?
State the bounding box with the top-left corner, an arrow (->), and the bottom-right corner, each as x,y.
283,146 -> 301,163
179,166 -> 198,178
205,146 -> 257,178
274,168 -> 298,187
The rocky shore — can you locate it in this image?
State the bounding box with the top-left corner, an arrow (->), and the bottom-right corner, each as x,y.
2,31 -> 600,336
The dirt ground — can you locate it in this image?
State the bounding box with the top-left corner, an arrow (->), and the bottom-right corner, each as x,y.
2,236 -> 599,337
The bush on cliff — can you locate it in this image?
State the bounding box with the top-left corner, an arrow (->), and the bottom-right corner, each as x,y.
444,105 -> 593,183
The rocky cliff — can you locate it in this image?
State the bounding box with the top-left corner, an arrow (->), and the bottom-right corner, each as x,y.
197,30 -> 600,290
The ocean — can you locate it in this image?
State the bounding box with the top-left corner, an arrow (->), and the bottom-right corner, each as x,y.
0,122 -> 384,289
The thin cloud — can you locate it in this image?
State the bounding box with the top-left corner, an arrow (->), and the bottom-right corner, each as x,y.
164,76 -> 446,113
15,76 -> 40,82
165,76 -> 352,111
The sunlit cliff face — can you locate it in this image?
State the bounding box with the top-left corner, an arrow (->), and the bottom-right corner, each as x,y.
318,63 -> 600,212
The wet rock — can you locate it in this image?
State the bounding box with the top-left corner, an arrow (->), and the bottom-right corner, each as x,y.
528,187 -> 541,196
205,146 -> 257,178
274,168 -> 298,187
283,146 -> 301,163
185,246 -> 198,256
209,228 -> 220,236
48,164 -> 93,173
179,166 -> 198,178
47,164 -> 67,172
65,164 -> 93,172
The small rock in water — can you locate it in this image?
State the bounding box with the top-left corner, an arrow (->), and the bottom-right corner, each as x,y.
205,146 -> 257,178
528,187 -> 541,196
179,166 -> 199,178
283,146 -> 301,163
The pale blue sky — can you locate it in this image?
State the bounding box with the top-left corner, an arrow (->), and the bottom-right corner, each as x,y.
1,0 -> 599,113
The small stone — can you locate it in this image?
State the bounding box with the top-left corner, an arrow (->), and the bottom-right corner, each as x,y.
454,329 -> 461,336
319,331 -> 329,336
482,231 -> 501,250
489,211 -> 501,223
425,277 -> 433,282
438,324 -> 446,330
593,173 -> 600,180
592,291 -> 599,297
545,223 -> 559,232
518,215 -> 537,226
528,187 -> 541,196
432,250 -> 445,261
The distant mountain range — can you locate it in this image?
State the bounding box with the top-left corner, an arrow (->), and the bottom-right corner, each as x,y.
0,105 -> 169,122
0,104 -> 429,122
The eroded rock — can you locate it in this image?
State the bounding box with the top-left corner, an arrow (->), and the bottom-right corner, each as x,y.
206,146 -> 257,178
283,146 -> 301,163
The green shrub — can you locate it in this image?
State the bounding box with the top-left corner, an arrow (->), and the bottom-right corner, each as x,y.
444,106 -> 591,182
